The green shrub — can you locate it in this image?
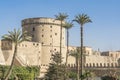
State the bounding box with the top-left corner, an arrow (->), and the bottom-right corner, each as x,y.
0,65 -> 40,80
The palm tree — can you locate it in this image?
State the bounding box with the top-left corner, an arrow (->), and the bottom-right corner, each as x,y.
63,21 -> 73,79
73,14 -> 92,80
69,47 -> 81,79
2,29 -> 31,80
55,13 -> 68,64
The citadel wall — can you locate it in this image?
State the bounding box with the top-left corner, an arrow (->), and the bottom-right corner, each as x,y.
0,40 -> 5,65
1,40 -> 14,65
67,46 -> 120,68
1,40 -> 41,66
85,55 -> 118,67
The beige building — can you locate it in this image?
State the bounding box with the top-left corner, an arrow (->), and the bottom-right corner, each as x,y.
0,17 -> 120,77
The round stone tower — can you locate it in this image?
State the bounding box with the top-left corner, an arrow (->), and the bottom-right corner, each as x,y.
22,17 -> 66,76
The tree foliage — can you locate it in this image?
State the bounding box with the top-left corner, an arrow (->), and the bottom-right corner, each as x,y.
0,65 -> 39,80
45,52 -> 65,80
101,76 -> 119,80
2,29 -> 31,80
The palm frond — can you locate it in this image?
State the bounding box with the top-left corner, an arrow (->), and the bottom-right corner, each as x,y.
74,13 -> 92,26
55,13 -> 68,21
2,28 -> 31,44
63,21 -> 73,29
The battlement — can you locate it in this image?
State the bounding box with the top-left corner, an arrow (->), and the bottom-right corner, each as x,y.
1,40 -> 12,50
67,63 -> 118,68
22,17 -> 63,26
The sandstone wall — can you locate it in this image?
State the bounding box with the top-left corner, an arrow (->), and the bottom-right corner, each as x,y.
0,40 -> 5,65
2,41 -> 41,66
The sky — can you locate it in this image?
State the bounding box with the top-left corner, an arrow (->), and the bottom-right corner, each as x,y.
0,0 -> 120,51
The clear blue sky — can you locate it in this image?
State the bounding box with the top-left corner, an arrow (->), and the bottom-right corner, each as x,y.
0,0 -> 120,51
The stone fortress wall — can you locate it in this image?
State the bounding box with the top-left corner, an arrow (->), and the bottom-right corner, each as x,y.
0,17 -> 120,77
0,40 -> 5,65
1,40 -> 41,66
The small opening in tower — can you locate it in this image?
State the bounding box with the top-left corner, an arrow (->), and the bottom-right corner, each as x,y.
42,35 -> 44,37
50,35 -> 52,38
54,48 -> 56,51
55,33 -> 57,35
33,27 -> 35,31
42,42 -> 44,45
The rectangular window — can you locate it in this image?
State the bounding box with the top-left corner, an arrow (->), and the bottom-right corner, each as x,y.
55,33 -> 57,35
33,27 -> 35,31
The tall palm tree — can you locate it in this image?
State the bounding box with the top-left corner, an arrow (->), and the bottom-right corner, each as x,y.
2,29 -> 31,80
73,14 -> 92,80
63,21 -> 73,79
55,13 -> 68,64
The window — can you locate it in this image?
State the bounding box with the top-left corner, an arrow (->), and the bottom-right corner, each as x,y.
33,43 -> 35,45
50,43 -> 52,45
42,29 -> 44,31
54,48 -> 56,51
55,33 -> 57,35
50,35 -> 52,38
50,26 -> 52,28
42,42 -> 44,45
25,45 -> 27,47
33,27 -> 35,31
42,35 -> 44,37
50,50 -> 52,52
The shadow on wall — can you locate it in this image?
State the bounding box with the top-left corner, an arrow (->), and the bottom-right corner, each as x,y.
101,76 -> 119,80
118,58 -> 120,66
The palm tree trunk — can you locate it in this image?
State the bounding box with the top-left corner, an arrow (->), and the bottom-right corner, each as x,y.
65,29 -> 69,79
60,20 -> 62,64
77,53 -> 80,80
80,26 -> 83,80
4,44 -> 17,80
